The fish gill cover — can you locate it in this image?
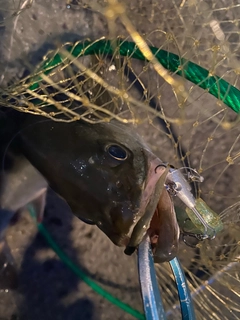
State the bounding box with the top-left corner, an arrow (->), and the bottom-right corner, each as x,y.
0,0 -> 240,319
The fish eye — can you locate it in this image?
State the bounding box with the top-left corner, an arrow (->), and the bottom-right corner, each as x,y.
106,144 -> 128,161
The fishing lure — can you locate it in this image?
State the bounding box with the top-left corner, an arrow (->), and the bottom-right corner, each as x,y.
165,167 -> 223,240
126,163 -> 222,262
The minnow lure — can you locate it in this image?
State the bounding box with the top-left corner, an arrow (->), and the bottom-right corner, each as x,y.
166,167 -> 223,240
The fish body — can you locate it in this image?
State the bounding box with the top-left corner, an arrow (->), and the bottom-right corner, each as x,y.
0,155 -> 47,214
17,115 -> 166,247
0,109 -> 180,262
0,111 -> 48,288
0,111 -> 47,220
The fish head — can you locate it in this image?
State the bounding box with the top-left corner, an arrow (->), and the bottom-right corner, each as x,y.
18,115 -> 175,249
18,117 -> 166,247
67,121 -> 165,247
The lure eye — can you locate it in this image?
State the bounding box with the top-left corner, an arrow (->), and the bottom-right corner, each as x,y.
106,144 -> 128,161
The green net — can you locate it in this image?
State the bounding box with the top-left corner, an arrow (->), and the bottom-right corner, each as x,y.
0,1 -> 240,319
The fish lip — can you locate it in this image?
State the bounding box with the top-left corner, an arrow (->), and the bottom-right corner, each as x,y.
125,154 -> 167,250
148,184 -> 180,257
139,155 -> 165,214
98,153 -> 167,249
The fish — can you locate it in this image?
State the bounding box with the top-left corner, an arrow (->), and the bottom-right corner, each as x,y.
0,155 -> 47,216
0,55 -> 180,262
15,114 -> 169,248
0,108 -> 181,266
0,111 -> 47,221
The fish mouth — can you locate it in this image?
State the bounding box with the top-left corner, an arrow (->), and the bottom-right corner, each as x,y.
148,187 -> 180,263
125,154 -> 169,255
96,155 -> 167,249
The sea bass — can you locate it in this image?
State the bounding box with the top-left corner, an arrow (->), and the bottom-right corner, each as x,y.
0,53 -> 180,262
17,115 -> 175,247
0,111 -> 180,268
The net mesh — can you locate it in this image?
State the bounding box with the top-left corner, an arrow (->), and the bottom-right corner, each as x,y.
0,0 -> 240,319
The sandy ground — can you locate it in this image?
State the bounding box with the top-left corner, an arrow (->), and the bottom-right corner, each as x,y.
0,1 -> 239,320
0,191 -> 143,320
